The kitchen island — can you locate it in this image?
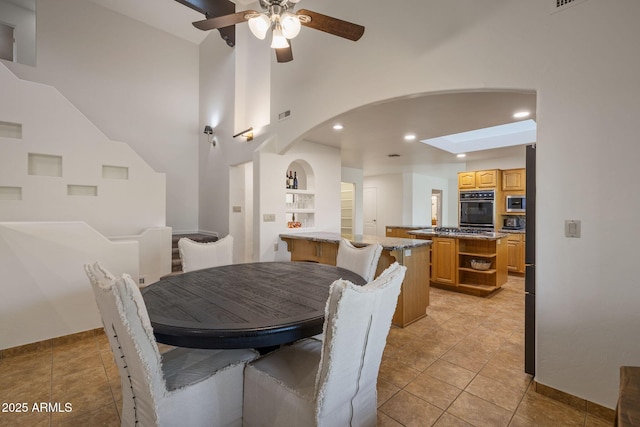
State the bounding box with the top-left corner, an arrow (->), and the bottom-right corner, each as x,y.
409,228 -> 508,296
279,232 -> 432,327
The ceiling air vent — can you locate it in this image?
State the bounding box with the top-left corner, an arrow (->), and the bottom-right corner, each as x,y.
551,0 -> 588,14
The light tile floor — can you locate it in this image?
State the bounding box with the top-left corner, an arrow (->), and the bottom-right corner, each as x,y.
0,275 -> 613,426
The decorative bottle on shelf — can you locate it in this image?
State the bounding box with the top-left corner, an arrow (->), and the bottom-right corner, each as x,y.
288,171 -> 293,189
286,171 -> 290,189
293,171 -> 298,189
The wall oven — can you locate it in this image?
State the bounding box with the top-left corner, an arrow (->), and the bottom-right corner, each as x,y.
459,190 -> 495,229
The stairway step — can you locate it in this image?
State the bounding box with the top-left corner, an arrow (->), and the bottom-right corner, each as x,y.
169,234 -> 218,274
172,233 -> 219,245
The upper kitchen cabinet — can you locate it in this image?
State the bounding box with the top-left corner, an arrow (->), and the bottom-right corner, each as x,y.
502,168 -> 526,192
458,169 -> 499,189
458,172 -> 476,189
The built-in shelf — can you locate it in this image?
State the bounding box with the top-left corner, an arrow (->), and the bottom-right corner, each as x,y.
0,186 -> 22,200
459,267 -> 496,274
102,165 -> 129,180
0,121 -> 22,139
68,185 -> 98,196
459,251 -> 496,258
28,153 -> 63,177
340,182 -> 354,236
285,160 -> 315,229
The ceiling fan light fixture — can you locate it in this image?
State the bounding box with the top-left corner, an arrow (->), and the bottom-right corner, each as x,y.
271,25 -> 290,49
280,13 -> 301,39
248,14 -> 270,40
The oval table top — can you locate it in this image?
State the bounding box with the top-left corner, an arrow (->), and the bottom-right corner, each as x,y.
141,262 -> 366,349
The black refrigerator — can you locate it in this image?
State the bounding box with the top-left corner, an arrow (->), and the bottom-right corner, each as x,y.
524,144 -> 536,375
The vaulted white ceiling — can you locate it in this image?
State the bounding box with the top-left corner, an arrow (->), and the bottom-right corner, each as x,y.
87,0 -> 537,176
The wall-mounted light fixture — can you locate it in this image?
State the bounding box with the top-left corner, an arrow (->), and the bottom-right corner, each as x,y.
204,125 -> 216,146
233,127 -> 254,142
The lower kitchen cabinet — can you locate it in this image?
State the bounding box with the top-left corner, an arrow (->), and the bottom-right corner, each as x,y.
423,234 -> 508,296
431,237 -> 457,285
507,233 -> 525,273
284,238 -> 337,265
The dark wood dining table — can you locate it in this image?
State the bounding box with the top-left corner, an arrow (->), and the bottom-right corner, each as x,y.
141,261 -> 366,349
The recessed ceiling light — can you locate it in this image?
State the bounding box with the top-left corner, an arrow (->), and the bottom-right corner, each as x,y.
513,111 -> 530,119
333,124 -> 344,130
457,153 -> 466,158
404,134 -> 416,141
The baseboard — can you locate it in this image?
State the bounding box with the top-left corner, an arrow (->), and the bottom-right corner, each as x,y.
196,230 -> 219,237
0,328 -> 103,358
534,381 -> 615,422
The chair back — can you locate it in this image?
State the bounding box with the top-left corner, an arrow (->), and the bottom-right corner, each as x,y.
178,235 -> 233,273
85,263 -> 164,426
314,262 -> 406,426
335,239 -> 383,282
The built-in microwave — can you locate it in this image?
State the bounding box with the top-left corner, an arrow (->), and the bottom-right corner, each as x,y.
506,195 -> 526,212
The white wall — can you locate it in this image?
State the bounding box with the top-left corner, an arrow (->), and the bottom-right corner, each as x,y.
232,0 -> 640,408
198,29 -> 262,237
3,0 -> 200,233
466,150 -> 526,172
257,139 -> 341,260
410,173 -> 455,227
0,62 -> 166,237
365,172 -> 456,233
363,174 -> 403,237
0,222 -> 139,349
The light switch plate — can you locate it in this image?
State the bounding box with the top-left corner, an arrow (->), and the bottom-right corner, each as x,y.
565,220 -> 581,238
263,213 -> 276,222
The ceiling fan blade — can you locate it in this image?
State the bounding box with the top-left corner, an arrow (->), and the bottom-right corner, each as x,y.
297,9 -> 365,41
193,11 -> 256,31
276,45 -> 294,63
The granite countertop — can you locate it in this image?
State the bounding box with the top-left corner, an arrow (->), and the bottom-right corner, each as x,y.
408,229 -> 509,240
499,229 -> 525,234
386,225 -> 433,230
279,232 -> 432,250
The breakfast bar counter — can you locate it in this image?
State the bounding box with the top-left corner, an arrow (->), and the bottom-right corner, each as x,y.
279,232 -> 432,327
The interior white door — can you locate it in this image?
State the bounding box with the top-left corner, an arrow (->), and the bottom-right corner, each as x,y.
363,187 -> 377,236
229,162 -> 253,263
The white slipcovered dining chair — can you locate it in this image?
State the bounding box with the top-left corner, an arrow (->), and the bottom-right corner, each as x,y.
84,262 -> 257,427
242,262 -> 406,427
336,238 -> 383,282
178,235 -> 233,273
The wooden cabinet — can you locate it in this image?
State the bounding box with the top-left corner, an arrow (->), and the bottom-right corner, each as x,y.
476,170 -> 498,188
502,168 -> 526,192
458,169 -> 499,189
375,245 -> 431,328
457,238 -> 508,294
284,238 -> 337,265
424,234 -> 508,296
431,237 -> 457,285
458,172 -> 476,189
386,227 -> 417,239
507,233 -> 525,273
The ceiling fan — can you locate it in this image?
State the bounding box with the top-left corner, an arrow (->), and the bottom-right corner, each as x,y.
192,0 -> 365,63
